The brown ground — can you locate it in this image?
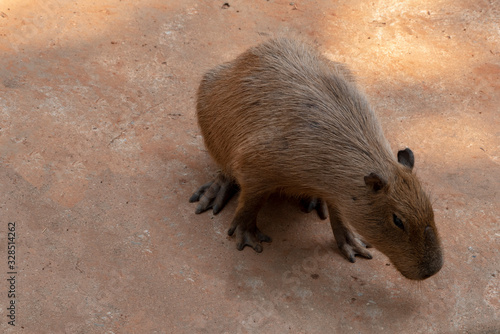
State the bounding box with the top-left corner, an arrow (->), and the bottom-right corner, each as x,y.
0,0 -> 499,333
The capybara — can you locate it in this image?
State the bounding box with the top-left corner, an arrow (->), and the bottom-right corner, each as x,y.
190,38 -> 443,280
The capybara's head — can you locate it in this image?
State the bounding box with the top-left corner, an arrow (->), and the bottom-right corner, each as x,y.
360,148 -> 443,280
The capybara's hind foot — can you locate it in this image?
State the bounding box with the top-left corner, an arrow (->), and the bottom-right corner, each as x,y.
228,224 -> 271,253
189,173 -> 239,214
300,197 -> 328,220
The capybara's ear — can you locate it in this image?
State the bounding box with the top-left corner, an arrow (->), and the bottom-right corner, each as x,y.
397,148 -> 414,170
364,173 -> 387,192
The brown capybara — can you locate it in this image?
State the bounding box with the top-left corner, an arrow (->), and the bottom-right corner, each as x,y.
190,38 -> 443,280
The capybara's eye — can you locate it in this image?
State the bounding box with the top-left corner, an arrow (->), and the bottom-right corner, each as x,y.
393,214 -> 405,231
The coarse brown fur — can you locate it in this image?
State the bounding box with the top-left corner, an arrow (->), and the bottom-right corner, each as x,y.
190,38 -> 443,280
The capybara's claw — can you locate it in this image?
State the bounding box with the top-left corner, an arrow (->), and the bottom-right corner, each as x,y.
189,174 -> 239,214
189,181 -> 213,203
338,236 -> 372,262
228,225 -> 271,253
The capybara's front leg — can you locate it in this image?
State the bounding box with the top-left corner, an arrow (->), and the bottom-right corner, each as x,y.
329,205 -> 372,262
227,190 -> 271,253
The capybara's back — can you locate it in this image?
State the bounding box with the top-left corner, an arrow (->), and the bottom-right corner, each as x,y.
197,38 -> 392,186
191,38 -> 442,281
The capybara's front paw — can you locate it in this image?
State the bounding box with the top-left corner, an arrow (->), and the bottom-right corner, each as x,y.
228,224 -> 271,253
334,229 -> 372,263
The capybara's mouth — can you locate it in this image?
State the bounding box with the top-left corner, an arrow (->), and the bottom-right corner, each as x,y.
396,256 -> 443,280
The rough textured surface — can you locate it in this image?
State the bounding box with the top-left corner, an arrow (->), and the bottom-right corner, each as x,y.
0,0 -> 498,333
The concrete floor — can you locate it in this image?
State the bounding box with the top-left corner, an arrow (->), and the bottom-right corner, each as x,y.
0,0 -> 499,333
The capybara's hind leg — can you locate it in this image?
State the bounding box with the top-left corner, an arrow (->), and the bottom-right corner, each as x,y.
228,191 -> 271,253
189,172 -> 239,214
300,197 -> 328,220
